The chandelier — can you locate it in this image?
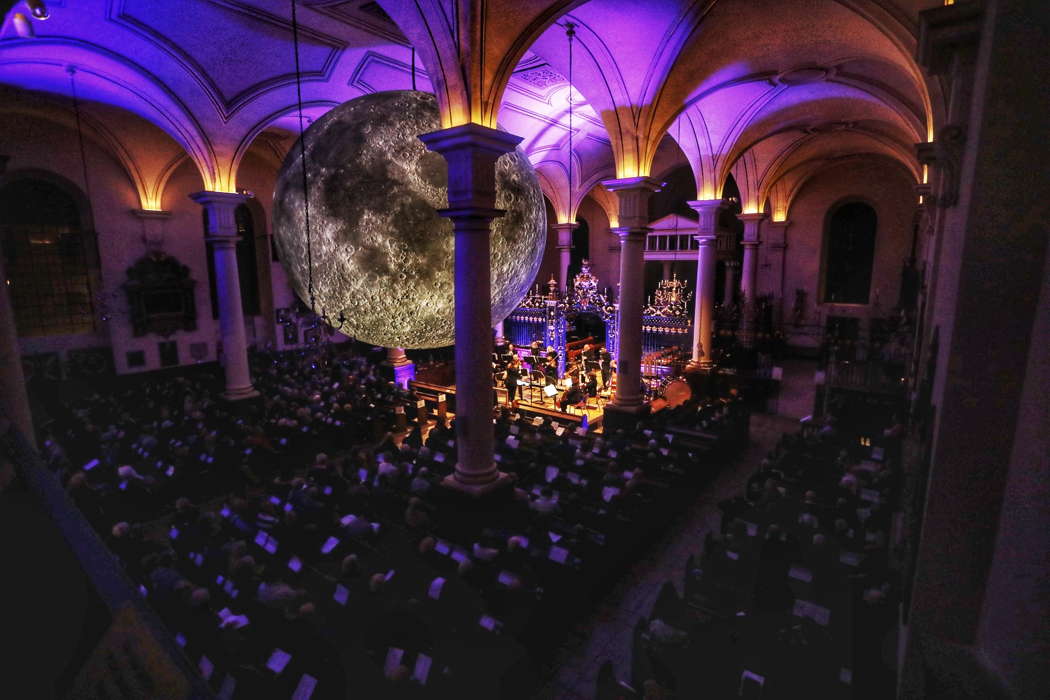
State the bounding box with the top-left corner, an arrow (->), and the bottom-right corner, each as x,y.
644,274 -> 692,317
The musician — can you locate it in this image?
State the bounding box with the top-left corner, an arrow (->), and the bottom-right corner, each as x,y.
565,360 -> 584,387
544,357 -> 559,386
558,382 -> 586,413
599,349 -> 612,386
498,343 -> 516,368
585,371 -> 599,399
504,356 -> 522,404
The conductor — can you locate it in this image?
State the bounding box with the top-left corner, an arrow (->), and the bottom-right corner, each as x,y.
504,356 -> 522,404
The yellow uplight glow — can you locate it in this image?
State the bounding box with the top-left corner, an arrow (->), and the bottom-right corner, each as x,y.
615,163 -> 641,179
140,194 -> 164,211
922,164 -> 929,184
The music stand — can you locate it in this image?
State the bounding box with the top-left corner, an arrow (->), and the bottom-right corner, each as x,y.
528,370 -> 546,404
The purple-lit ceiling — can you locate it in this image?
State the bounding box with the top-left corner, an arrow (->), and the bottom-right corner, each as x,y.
0,0 -> 939,220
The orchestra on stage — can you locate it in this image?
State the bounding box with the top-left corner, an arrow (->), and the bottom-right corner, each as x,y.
492,337 -> 613,413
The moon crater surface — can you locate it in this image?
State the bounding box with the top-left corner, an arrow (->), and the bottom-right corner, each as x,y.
272,90 -> 547,349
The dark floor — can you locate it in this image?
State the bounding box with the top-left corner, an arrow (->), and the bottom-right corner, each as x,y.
536,359 -> 818,699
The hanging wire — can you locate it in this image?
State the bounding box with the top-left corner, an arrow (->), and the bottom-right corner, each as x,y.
67,65 -> 104,322
411,47 -> 417,91
672,113 -> 681,270
290,0 -> 318,317
69,68 -> 93,207
566,22 -> 575,230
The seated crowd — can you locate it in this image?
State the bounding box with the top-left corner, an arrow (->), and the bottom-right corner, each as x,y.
598,412 -> 904,700
37,343 -> 750,699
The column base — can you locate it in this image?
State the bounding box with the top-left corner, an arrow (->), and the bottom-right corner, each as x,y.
440,470 -> 514,498
222,385 -> 260,401
382,360 -> 416,389
603,401 -> 647,431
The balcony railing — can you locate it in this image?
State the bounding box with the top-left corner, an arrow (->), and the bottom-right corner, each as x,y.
644,230 -> 736,256
644,230 -> 698,253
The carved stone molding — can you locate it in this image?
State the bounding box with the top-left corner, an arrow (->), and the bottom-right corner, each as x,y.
916,124 -> 966,208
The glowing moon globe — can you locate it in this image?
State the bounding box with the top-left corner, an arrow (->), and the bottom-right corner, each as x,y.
272,90 -> 546,349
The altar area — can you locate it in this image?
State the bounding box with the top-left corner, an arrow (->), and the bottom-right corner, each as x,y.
504,261 -> 693,401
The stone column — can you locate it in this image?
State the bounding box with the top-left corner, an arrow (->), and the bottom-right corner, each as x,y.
553,222 -> 577,292
738,213 -> 765,346
899,3 -> 1050,696
419,123 -> 521,496
602,177 -> 661,412
189,191 -> 258,400
762,220 -> 790,325
687,199 -> 725,365
0,253 -> 33,443
723,260 -> 737,305
386,347 -> 415,389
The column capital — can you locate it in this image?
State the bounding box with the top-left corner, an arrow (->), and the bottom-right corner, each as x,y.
603,176 -> 662,229
191,191 -> 247,239
612,226 -> 650,241
916,127 -> 966,207
553,221 -> 578,248
189,190 -> 247,209
687,198 -> 726,235
419,123 -> 522,209
130,208 -> 172,220
686,198 -> 726,212
739,212 -> 765,244
601,176 -> 663,194
132,209 -> 172,251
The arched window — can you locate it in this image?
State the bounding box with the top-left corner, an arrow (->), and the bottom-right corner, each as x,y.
0,177 -> 96,336
203,203 -> 260,319
823,201 -> 877,304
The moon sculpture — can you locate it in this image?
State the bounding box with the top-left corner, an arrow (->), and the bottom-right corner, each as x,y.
272,90 -> 546,349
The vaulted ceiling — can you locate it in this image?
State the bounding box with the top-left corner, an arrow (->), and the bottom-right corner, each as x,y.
0,0 -> 942,219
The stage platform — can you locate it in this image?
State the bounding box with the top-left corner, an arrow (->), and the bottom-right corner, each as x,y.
506,395 -> 606,431
408,379 -> 606,432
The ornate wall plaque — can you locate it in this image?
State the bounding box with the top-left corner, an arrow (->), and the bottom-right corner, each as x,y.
123,252 -> 197,337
